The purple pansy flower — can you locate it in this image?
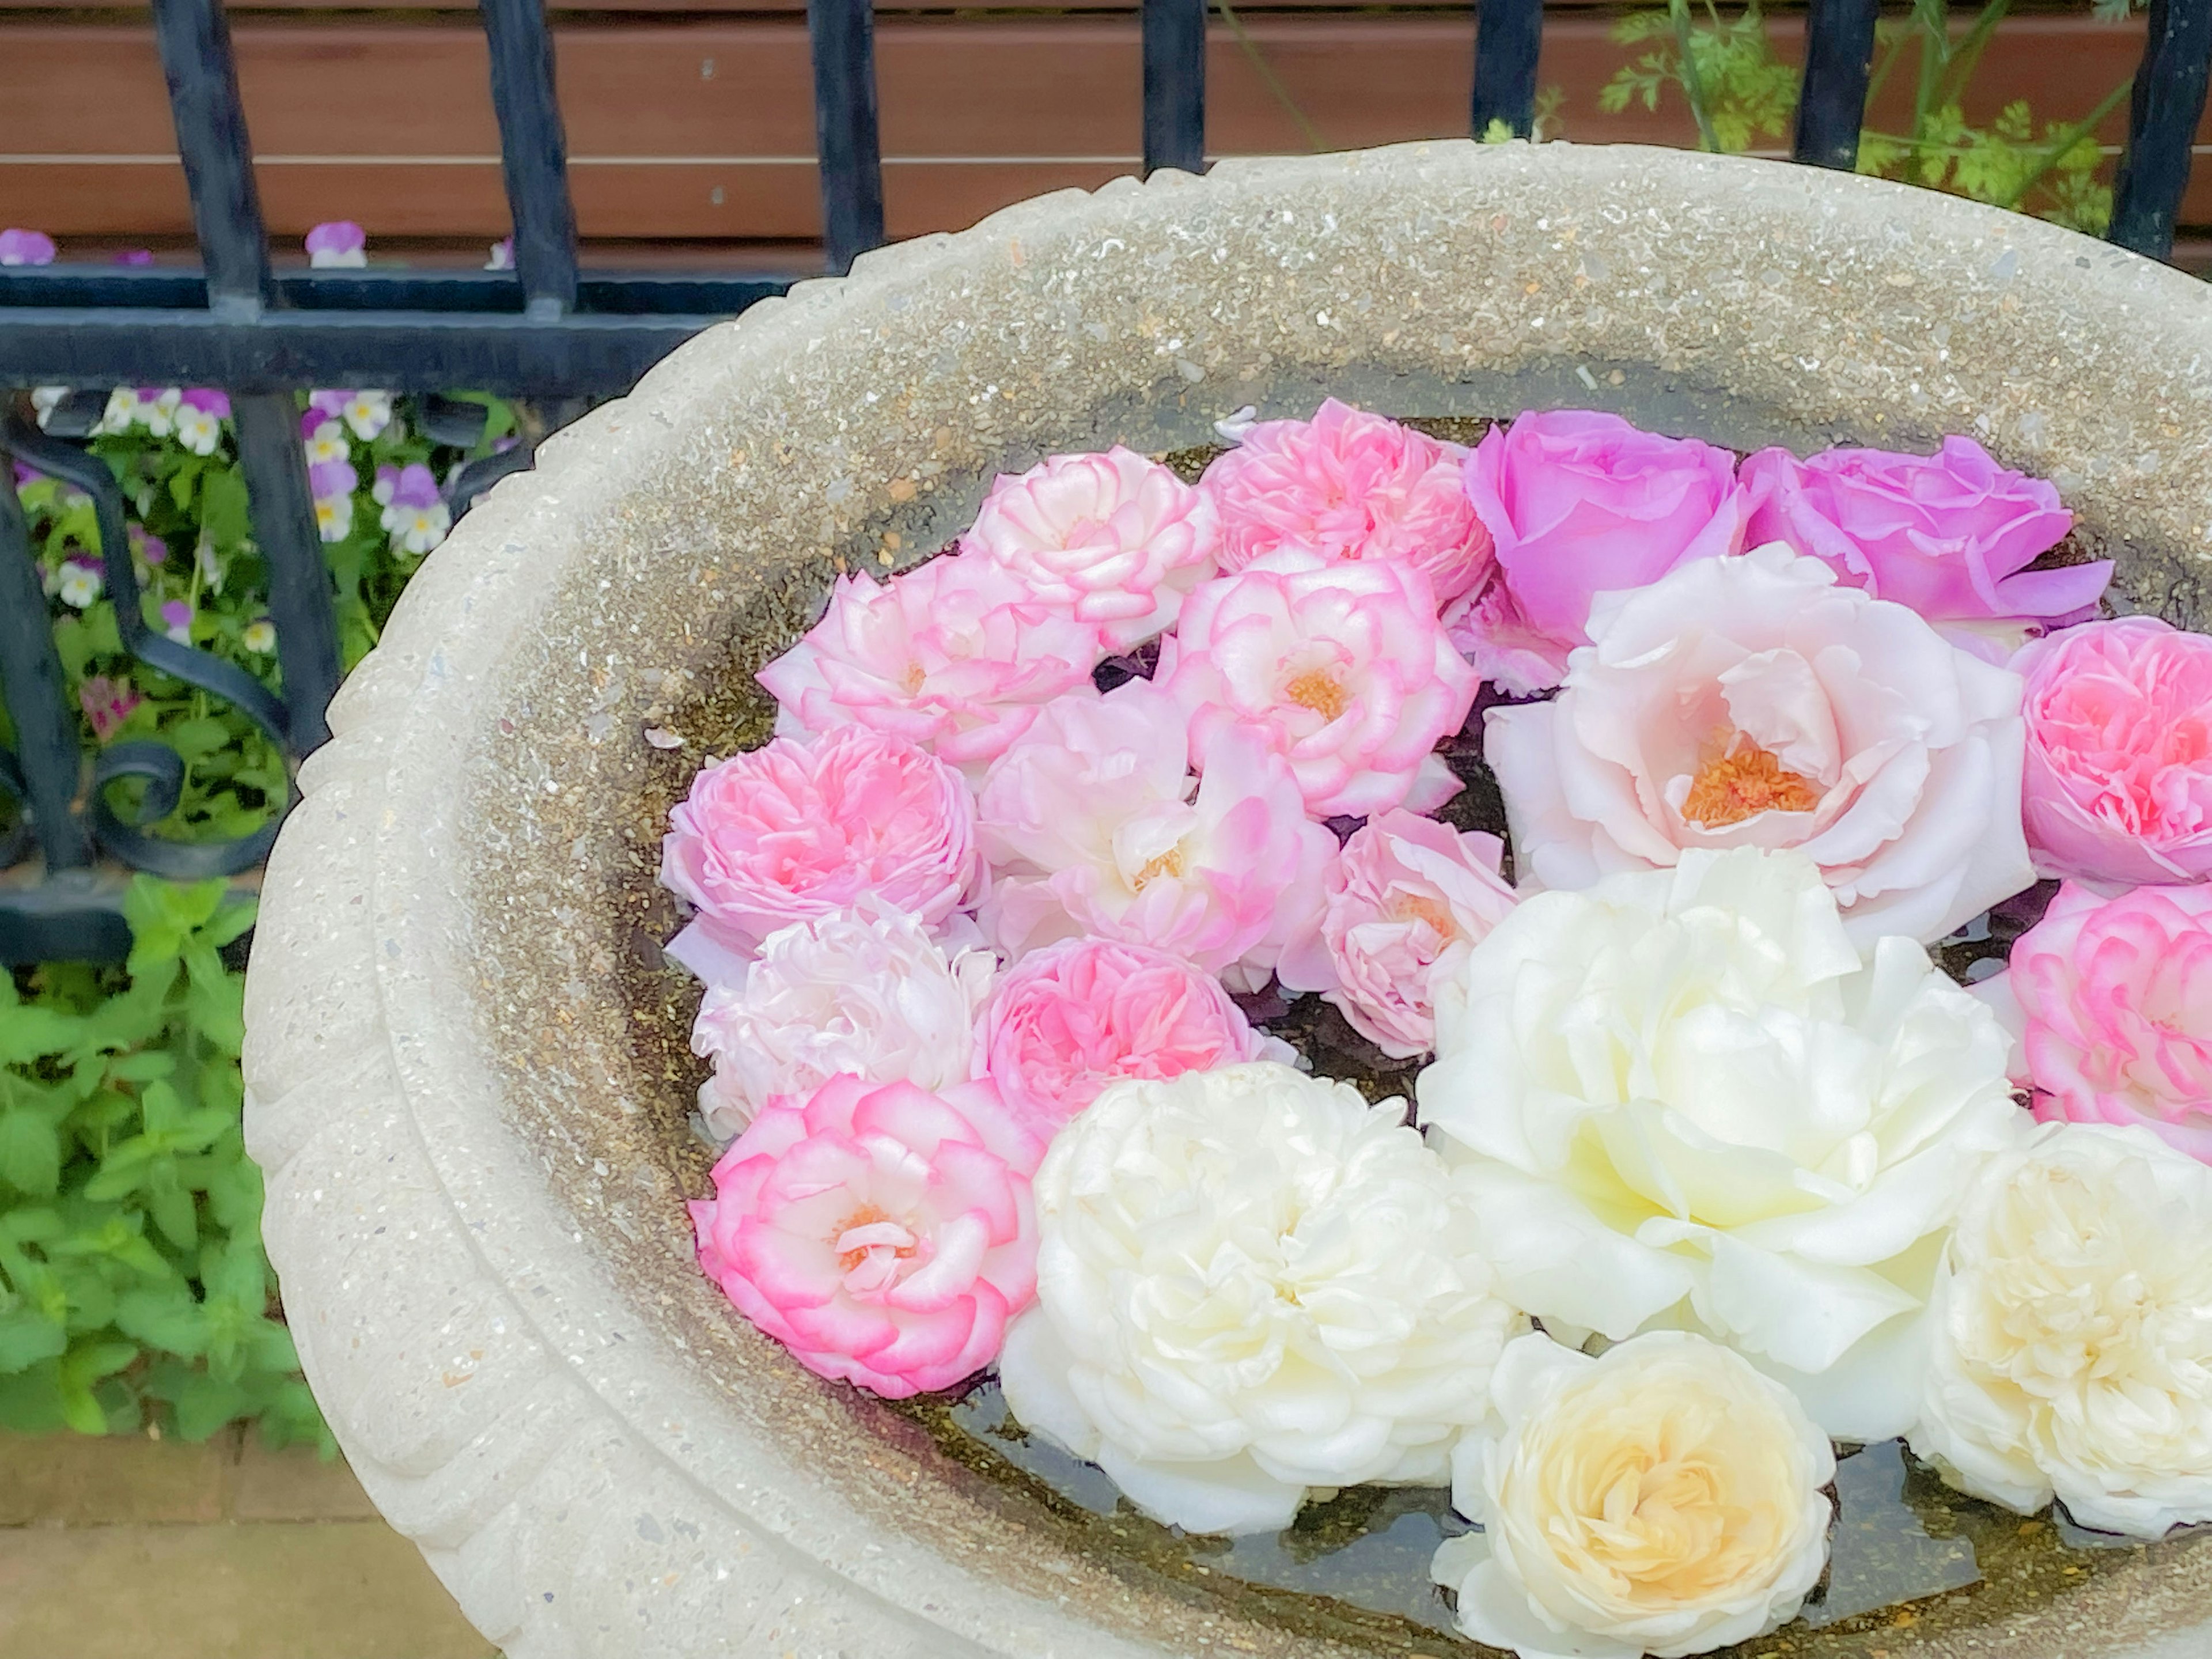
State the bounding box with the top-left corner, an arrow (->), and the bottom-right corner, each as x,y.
308,458 -> 358,502
0,228 -> 56,266
160,599 -> 194,645
305,221 -> 366,267
112,249 -> 154,267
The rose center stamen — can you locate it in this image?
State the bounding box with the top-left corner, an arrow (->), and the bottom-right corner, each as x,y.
1285,669 -> 1350,722
1130,847 -> 1186,891
1680,737 -> 1821,827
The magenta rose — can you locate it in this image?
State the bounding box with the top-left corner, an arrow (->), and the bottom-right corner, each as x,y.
1200,399 -> 1495,605
1984,881 -> 2212,1161
690,1074 -> 1041,1397
1741,437 -> 2103,659
1277,810 -> 1519,1057
2017,617 -> 2212,885
659,724 -> 979,984
1454,410 -> 1748,690
975,937 -> 1293,1131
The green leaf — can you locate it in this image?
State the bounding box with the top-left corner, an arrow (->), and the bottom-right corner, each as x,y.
0,1005 -> 79,1066
0,1111 -> 62,1198
116,1287 -> 210,1358
169,1369 -> 247,1441
0,1309 -> 69,1373
201,468 -> 251,549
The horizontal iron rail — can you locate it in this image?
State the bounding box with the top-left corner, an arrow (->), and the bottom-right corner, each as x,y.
0,308 -> 743,393
0,266 -> 793,319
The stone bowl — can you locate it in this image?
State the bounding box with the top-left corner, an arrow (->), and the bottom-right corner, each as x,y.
243,141 -> 2212,1659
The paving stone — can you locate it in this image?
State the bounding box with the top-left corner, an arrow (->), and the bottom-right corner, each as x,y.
0,1430 -> 234,1528
228,1440 -> 381,1523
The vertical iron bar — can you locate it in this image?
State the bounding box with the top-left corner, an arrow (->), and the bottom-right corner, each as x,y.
2111,0 -> 2212,260
478,0 -> 581,317
1794,0 -> 1878,168
1142,0 -> 1207,176
808,0 -> 886,275
1471,0 -> 1543,139
0,431 -> 94,870
150,0 -> 341,752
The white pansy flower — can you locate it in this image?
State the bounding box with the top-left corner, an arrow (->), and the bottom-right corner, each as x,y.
1418,845 -> 2025,1441
97,388 -> 142,434
138,388 -> 181,438
173,402 -> 221,456
54,560 -> 103,610
999,1060 -> 1518,1536
689,904 -> 994,1143
31,386 -> 68,427
241,619 -> 276,655
314,493 -> 354,544
302,418 -> 349,468
389,499 -> 451,556
341,389 -> 393,442
1912,1122 -> 2212,1537
1434,1331 -> 1833,1659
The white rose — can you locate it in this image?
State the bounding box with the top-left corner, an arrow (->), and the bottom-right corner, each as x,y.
1484,541 -> 2032,948
1434,1331 -> 1834,1659
1912,1121 -> 2212,1537
1418,845 -> 2025,1441
998,1060 -> 1518,1535
689,903 -> 993,1142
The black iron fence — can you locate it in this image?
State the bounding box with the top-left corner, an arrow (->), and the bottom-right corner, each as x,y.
4,0 -> 2211,963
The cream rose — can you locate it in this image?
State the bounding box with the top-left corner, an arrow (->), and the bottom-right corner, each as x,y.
1418,846 -> 2025,1440
1433,1331 -> 1833,1659
998,1061 -> 1518,1536
1485,541 -> 2032,948
1912,1122 -> 2212,1537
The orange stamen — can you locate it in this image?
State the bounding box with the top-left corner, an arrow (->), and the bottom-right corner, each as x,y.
1285,670 -> 1350,722
1680,737 -> 1821,828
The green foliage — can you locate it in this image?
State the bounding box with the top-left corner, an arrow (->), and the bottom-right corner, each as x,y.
1601,2 -> 1798,154
0,877 -> 329,1450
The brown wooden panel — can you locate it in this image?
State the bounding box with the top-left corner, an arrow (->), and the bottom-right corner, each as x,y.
0,13 -> 2184,247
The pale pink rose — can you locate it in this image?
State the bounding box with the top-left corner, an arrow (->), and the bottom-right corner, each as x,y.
1980,882 -> 2212,1162
757,552 -> 1105,772
976,937 -> 1294,1131
1440,571 -> 1573,698
658,725 -> 979,984
2016,617 -> 2212,886
690,1073 -> 1041,1398
1200,399 -> 1494,605
1456,410 -> 1748,691
975,679 -> 1334,988
959,447 -> 1218,649
1158,550 -> 1478,819
1486,542 -> 2033,947
1743,440 -> 2102,660
1276,810 -> 1518,1058
692,903 -> 995,1142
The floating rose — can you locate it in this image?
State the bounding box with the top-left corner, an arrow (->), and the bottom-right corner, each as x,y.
690,1074 -> 1041,1399
959,446 -> 1218,648
1419,847 -> 2024,1440
975,937 -> 1291,1132
759,552 -> 1104,772
1199,399 -> 1494,604
1160,550 -> 1478,818
1486,541 -> 2033,946
1913,1122 -> 2212,1538
2016,616 -> 2212,885
1451,410 -> 1747,692
1740,437 -> 2102,659
1276,810 -> 1518,1058
999,1061 -> 1517,1535
691,903 -> 995,1142
1433,1331 -> 1833,1659
659,724 -> 978,983
976,679 -> 1332,987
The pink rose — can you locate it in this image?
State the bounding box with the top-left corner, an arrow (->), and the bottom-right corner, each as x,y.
658,725 -> 979,984
1983,882 -> 2212,1161
1440,574 -> 1573,698
1159,550 -> 1478,819
1455,410 -> 1748,690
757,552 -> 1105,772
959,447 -> 1218,649
975,680 -> 1334,988
690,1074 -> 1041,1398
976,937 -> 1293,1131
1741,438 -> 2103,661
1487,543 -> 2033,946
2016,617 -> 2212,885
1200,399 -> 1495,604
1276,810 -> 1519,1058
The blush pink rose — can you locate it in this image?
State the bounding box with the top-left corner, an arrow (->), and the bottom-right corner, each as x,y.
1741,438 -> 2103,661
690,1074 -> 1041,1398
2016,617 -> 2212,886
975,679 -> 1334,988
976,937 -> 1293,1131
1158,550 -> 1479,819
659,725 -> 980,984
757,552 -> 1105,772
1980,882 -> 2212,1161
1199,399 -> 1495,605
1277,810 -> 1520,1058
959,447 -> 1218,649
1486,542 -> 2033,947
1454,410 -> 1749,691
